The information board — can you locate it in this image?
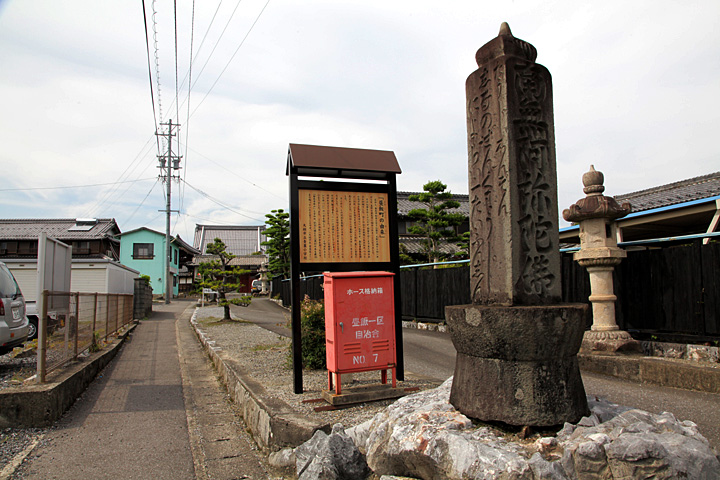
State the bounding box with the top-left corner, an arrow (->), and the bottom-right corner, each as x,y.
298,190 -> 390,263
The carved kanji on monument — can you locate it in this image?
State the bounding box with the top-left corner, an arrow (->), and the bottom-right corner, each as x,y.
446,23 -> 590,426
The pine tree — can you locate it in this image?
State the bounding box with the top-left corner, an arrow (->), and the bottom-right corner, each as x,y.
261,209 -> 290,279
408,180 -> 466,264
198,238 -> 251,320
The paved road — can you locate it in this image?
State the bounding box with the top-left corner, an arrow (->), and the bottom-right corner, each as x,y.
14,301 -> 269,480
234,298 -> 720,451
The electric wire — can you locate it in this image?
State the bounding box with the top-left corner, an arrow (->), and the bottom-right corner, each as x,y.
123,179 -> 161,226
179,0 -> 197,225
94,149 -> 161,219
163,0 -> 222,123
190,0 -> 271,118
152,0 -> 163,127
84,135 -> 158,218
188,0 -> 245,95
173,0 -> 180,132
180,142 -> 284,200
0,178 -> 157,192
181,179 -> 265,222
141,0 -> 160,153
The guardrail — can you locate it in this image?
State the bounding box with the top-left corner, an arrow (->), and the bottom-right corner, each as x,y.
36,291 -> 134,382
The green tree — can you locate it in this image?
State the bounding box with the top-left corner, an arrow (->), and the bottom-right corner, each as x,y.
198,238 -> 251,320
456,231 -> 471,259
408,180 -> 466,264
262,209 -> 290,279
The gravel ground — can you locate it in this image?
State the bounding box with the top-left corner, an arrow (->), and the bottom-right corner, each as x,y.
0,354 -> 36,391
0,353 -> 48,476
193,306 -> 440,429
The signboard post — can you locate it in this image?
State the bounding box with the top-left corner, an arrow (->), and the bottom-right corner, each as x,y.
287,144 -> 403,394
36,233 -> 72,383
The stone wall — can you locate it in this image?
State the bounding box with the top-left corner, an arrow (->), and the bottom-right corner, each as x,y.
133,278 -> 153,319
641,341 -> 719,363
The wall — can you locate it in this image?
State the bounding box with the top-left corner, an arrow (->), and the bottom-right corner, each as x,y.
5,259 -> 138,299
119,229 -> 179,297
133,278 -> 153,319
273,241 -> 720,340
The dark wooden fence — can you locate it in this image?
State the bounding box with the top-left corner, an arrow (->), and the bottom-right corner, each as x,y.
271,241 -> 720,339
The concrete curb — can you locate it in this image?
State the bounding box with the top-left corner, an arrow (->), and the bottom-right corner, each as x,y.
189,308 -> 329,451
0,323 -> 138,428
579,353 -> 720,394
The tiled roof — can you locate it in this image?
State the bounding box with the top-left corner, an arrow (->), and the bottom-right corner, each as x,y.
193,225 -> 266,256
0,218 -> 120,241
189,254 -> 268,268
615,171 -> 720,213
397,192 -> 469,217
172,234 -> 201,255
399,236 -> 464,255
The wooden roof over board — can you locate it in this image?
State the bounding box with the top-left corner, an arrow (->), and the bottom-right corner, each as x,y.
287,143 -> 401,175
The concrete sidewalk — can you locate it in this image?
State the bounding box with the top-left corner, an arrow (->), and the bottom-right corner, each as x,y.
11,300 -> 271,480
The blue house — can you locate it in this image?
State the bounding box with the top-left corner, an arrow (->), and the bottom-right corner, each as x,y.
118,227 -> 199,298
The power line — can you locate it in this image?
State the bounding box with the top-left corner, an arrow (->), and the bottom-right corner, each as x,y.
122,179 -> 161,225
181,178 -> 264,221
162,0 -> 222,121
141,0 -> 159,151
180,0 -> 197,217
173,0 -> 180,131
84,135 -> 157,218
0,177 -> 156,192
181,142 -> 284,200
151,0 -> 164,126
188,0 -> 245,95
190,0 -> 271,117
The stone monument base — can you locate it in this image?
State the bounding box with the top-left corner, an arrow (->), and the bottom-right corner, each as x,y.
580,329 -> 642,354
446,303 -> 590,426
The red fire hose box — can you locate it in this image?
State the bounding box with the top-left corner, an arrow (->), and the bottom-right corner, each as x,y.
324,271 -> 396,395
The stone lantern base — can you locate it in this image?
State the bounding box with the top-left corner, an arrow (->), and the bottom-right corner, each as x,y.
581,329 -> 642,354
446,303 -> 590,427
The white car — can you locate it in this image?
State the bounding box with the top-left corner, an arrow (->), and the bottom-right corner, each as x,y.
0,262 -> 29,355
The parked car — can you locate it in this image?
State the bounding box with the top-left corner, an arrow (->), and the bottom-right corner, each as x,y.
0,262 -> 29,355
251,279 -> 262,296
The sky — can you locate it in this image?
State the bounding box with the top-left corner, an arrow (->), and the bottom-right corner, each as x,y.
0,0 -> 718,243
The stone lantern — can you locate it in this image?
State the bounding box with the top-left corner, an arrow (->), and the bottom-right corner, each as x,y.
259,262 -> 269,295
563,166 -> 641,353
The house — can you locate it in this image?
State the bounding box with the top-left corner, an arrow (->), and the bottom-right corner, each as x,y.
560,171 -> 720,246
397,170 -> 720,254
396,191 -> 470,262
193,224 -> 266,256
0,218 -> 136,300
0,218 -> 121,260
190,225 -> 268,293
117,227 -> 200,298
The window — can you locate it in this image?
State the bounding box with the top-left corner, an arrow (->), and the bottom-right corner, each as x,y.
174,249 -> 178,265
17,241 -> 37,255
0,242 -> 18,255
74,241 -> 91,255
133,243 -> 154,259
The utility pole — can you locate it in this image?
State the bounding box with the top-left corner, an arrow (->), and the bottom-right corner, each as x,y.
157,119 -> 181,304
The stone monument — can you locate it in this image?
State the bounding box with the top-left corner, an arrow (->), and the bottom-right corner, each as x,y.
563,165 -> 641,353
445,23 -> 590,426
